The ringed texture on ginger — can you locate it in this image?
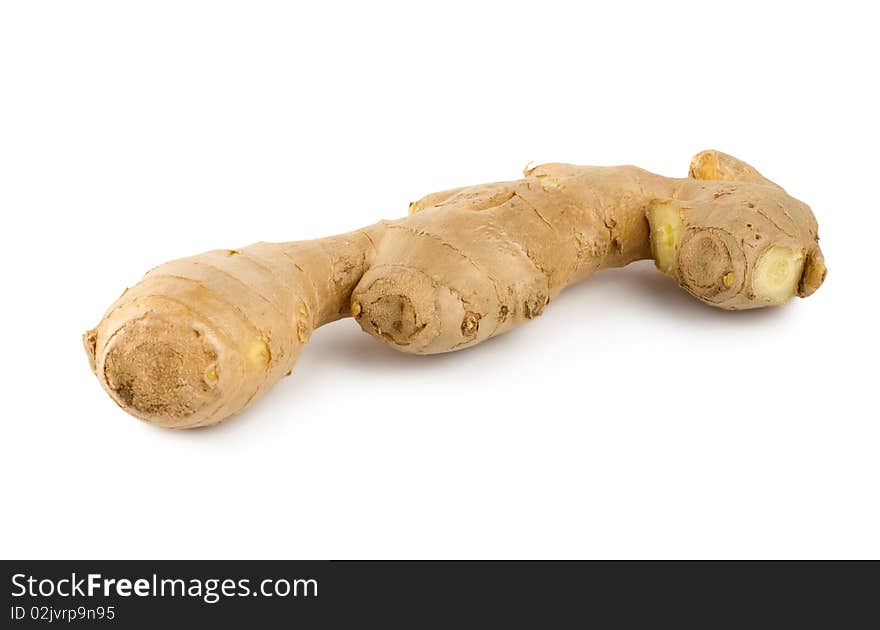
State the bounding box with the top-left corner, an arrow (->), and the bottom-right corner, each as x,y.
85,150 -> 826,429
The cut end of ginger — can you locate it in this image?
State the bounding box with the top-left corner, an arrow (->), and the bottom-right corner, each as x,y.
753,246 -> 804,304
648,201 -> 683,275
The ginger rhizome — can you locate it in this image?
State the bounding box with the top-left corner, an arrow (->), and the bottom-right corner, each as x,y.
85,151 -> 826,428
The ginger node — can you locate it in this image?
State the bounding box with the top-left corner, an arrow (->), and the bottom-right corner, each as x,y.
247,339 -> 271,367
461,312 -> 480,336
723,272 -> 735,288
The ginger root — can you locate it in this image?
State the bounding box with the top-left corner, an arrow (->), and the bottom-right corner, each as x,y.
85,150 -> 826,428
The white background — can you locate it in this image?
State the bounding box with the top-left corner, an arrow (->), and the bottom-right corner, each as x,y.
1,1 -> 877,559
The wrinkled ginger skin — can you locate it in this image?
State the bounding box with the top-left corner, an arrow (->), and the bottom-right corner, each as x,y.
353,164 -> 667,354
85,151 -> 825,428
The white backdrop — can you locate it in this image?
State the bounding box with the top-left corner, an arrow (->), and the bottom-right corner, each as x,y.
1,1 -> 877,559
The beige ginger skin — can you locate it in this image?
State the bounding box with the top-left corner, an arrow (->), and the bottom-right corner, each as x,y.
85,151 -> 826,428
